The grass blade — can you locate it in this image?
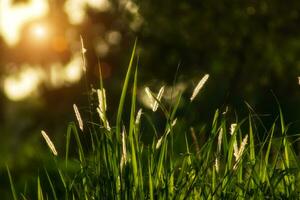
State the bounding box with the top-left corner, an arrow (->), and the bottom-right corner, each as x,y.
6,165 -> 18,200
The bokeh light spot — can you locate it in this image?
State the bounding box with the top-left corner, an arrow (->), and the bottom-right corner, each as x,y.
3,66 -> 42,101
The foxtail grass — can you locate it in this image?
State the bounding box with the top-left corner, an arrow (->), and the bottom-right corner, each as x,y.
7,41 -> 300,200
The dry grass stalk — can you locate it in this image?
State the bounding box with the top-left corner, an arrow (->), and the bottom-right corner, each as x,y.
190,127 -> 200,154
80,36 -> 87,72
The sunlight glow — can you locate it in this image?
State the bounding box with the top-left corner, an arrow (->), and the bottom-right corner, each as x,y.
64,53 -> 83,83
64,0 -> 111,25
30,23 -> 48,40
3,53 -> 83,101
49,53 -> 83,87
3,66 -> 42,101
0,0 -> 49,46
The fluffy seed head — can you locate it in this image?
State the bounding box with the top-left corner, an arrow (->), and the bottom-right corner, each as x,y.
233,134 -> 249,170
152,86 -> 165,111
97,88 -> 107,113
215,157 -> 220,173
41,130 -> 58,156
97,107 -> 111,131
135,108 -> 143,125
145,87 -> 154,105
73,104 -> 83,131
230,123 -> 237,135
120,126 -> 127,170
145,86 -> 165,112
217,128 -> 223,152
190,74 -> 209,102
237,134 -> 248,160
156,136 -> 163,149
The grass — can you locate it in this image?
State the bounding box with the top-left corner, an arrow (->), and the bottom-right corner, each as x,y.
6,41 -> 300,199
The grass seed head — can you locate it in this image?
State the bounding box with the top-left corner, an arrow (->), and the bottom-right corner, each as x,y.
230,123 -> 237,135
120,126 -> 127,171
145,87 -> 155,107
135,108 -> 143,125
237,134 -> 248,160
73,104 -> 83,131
217,128 -> 223,152
97,88 -> 107,113
96,107 -> 111,131
156,136 -> 163,149
215,157 -> 220,173
190,74 -> 209,102
41,130 -> 58,156
152,86 -> 165,111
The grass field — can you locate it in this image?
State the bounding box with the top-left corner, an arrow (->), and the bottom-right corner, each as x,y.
7,41 -> 300,199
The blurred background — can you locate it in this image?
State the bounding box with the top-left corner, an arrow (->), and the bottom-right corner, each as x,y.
1,0 -> 300,197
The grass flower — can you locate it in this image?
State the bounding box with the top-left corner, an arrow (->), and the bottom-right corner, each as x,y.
215,157 -> 219,173
230,123 -> 237,135
73,104 -> 83,131
237,134 -> 248,161
145,87 -> 154,104
135,108 -> 143,126
97,89 -> 107,112
233,134 -> 248,170
97,107 -> 111,131
157,119 -> 177,149
97,88 -> 111,131
152,86 -> 165,111
190,74 -> 209,102
41,130 -> 58,156
145,86 -> 165,112
217,128 -> 223,152
156,136 -> 163,149
120,126 -> 127,170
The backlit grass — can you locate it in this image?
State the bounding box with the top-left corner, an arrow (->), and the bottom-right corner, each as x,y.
7,41 -> 300,199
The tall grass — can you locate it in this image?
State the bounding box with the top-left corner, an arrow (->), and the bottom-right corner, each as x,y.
7,42 -> 300,199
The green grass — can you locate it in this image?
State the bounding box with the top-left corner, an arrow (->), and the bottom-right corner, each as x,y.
7,42 -> 300,199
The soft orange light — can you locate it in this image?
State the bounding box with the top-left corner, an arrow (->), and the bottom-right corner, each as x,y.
30,23 -> 48,40
52,36 -> 68,52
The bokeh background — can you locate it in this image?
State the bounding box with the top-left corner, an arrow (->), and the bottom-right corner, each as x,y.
1,0 -> 300,197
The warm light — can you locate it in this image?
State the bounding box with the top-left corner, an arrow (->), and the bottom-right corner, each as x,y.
3,66 -> 42,101
64,53 -> 83,83
64,0 -> 111,25
49,53 -> 83,88
0,0 -> 49,46
30,23 -> 48,39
